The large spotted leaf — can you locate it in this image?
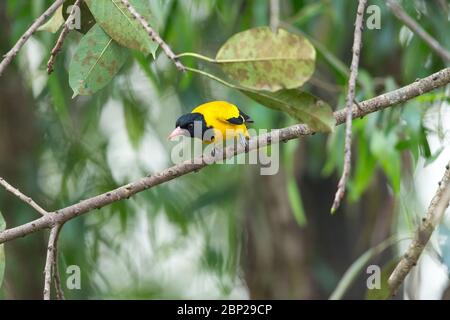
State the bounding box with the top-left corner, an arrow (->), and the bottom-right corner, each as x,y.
0,211 -> 5,288
217,27 -> 316,92
242,88 -> 335,132
69,24 -> 129,96
85,0 -> 158,57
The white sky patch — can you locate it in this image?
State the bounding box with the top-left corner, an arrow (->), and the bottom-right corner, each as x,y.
99,99 -> 144,183
18,37 -> 47,97
137,127 -> 169,173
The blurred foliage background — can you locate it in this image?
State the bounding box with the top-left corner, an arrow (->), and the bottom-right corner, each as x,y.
1,0 -> 450,299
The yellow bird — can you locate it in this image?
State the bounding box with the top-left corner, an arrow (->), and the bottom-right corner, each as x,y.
168,101 -> 253,145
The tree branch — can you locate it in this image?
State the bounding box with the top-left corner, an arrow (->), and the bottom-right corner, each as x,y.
0,177 -> 48,216
120,0 -> 185,72
388,162 -> 450,295
0,67 -> 449,245
386,0 -> 450,62
47,0 -> 83,74
0,0 -> 66,77
331,0 -> 367,214
43,223 -> 63,300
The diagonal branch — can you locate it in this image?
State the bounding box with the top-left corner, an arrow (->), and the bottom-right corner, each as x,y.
0,177 -> 48,216
386,0 -> 450,63
388,162 -> 450,296
331,0 -> 367,214
47,0 -> 83,74
0,0 -> 66,77
0,67 -> 449,245
120,0 -> 185,72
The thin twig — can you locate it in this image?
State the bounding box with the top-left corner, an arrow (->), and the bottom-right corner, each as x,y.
52,223 -> 65,300
270,0 -> 280,32
0,0 -> 66,77
119,0 -> 185,72
0,66 -> 449,245
47,0 -> 83,74
43,224 -> 63,300
331,0 -> 367,214
386,0 -> 450,62
388,162 -> 450,295
0,177 -> 48,216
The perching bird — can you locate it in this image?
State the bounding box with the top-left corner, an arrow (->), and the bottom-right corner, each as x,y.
168,101 -> 253,146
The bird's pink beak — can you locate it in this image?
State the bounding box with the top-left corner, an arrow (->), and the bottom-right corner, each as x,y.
168,127 -> 189,140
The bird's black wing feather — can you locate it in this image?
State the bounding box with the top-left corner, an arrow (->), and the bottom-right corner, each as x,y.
239,109 -> 254,123
226,109 -> 254,125
226,116 -> 245,125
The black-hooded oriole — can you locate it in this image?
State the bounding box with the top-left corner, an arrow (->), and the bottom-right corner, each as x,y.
168,101 -> 253,144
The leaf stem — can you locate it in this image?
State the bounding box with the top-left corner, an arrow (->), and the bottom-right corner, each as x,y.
184,66 -> 238,89
176,52 -> 217,63
177,52 -> 312,64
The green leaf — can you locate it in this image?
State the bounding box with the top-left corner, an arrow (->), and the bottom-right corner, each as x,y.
416,91 -> 450,103
287,177 -> 307,226
322,97 -> 346,176
349,128 -> 377,202
69,24 -> 129,96
0,211 -> 5,288
216,27 -> 316,92
370,131 -> 401,193
48,73 -> 70,124
38,6 -> 64,33
365,260 -> 399,300
242,89 -> 335,132
85,0 -> 158,57
289,2 -> 325,26
63,0 -> 96,34
284,140 -> 307,226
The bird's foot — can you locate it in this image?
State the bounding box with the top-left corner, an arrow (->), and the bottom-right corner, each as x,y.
239,134 -> 250,153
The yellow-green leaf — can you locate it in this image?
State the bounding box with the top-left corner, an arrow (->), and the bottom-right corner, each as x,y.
63,0 -> 96,34
243,88 -> 335,132
330,236 -> 401,300
69,24 -> 129,96
38,6 -> 64,33
85,0 -> 158,57
217,27 -> 316,92
0,211 -> 5,288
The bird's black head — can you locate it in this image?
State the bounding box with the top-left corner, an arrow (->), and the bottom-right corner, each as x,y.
169,112 -> 210,140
